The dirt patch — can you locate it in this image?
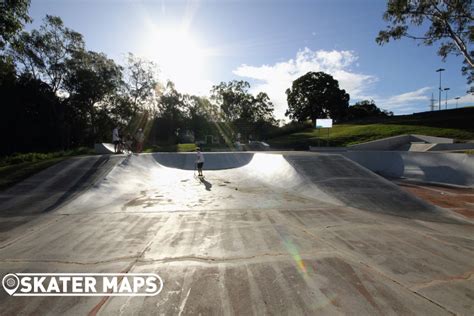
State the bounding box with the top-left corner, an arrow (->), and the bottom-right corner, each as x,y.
397,181 -> 474,219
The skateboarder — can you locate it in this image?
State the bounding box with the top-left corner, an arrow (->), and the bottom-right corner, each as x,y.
196,147 -> 204,177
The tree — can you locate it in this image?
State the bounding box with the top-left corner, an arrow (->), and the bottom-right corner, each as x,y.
347,100 -> 393,120
376,0 -> 474,83
9,15 -> 84,92
210,80 -> 277,140
123,53 -> 159,113
182,95 -> 217,140
0,73 -> 64,154
210,80 -> 252,122
285,72 -> 350,125
63,50 -> 123,143
154,81 -> 186,142
0,0 -> 31,50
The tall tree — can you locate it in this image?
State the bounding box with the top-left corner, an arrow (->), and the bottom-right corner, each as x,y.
376,0 -> 474,83
63,50 -> 123,143
285,72 -> 350,125
0,0 -> 31,50
210,80 -> 252,122
123,53 -> 159,113
9,15 -> 84,92
154,81 -> 186,141
210,80 -> 277,140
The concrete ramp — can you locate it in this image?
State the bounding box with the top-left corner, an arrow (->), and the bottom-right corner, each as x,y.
53,152 -> 460,223
285,154 -> 444,221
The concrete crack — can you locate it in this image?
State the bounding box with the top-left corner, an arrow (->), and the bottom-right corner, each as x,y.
410,269 -> 474,291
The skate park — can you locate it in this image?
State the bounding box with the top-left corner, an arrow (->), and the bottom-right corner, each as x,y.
0,150 -> 473,314
2,0 -> 474,314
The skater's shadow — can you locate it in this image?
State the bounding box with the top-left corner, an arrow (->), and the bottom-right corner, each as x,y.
199,177 -> 212,191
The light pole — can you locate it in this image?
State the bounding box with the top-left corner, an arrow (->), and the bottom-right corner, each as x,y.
455,96 -> 460,108
436,68 -> 445,110
444,87 -> 450,109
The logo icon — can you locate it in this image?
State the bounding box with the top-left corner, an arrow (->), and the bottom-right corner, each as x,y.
2,274 -> 19,296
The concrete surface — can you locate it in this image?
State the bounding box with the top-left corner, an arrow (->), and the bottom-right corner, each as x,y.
94,143 -> 115,154
341,151 -> 474,187
0,152 -> 473,315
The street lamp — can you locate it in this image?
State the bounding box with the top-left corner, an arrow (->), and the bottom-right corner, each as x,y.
436,68 -> 445,110
455,96 -> 460,108
444,87 -> 450,109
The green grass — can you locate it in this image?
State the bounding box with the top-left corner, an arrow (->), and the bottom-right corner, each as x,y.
268,107 -> 474,149
0,147 -> 95,191
0,147 -> 95,167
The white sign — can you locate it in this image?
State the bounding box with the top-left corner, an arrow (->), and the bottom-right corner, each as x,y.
315,119 -> 333,128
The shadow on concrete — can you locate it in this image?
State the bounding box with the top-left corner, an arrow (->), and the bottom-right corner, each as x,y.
0,155 -> 120,238
199,177 -> 212,191
419,165 -> 470,186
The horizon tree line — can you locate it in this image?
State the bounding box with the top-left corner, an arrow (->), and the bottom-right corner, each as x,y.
1,2 -> 399,155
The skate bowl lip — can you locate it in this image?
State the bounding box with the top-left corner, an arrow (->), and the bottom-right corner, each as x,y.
150,152 -> 257,170
148,151 -> 320,170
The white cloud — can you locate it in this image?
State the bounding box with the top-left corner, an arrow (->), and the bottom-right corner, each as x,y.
233,47 -> 377,120
375,87 -> 432,113
455,93 -> 474,106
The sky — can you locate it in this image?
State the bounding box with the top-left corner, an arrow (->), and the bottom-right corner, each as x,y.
28,0 -> 473,121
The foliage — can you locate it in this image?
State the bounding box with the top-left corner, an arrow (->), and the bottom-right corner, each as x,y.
210,80 -> 277,140
123,53 -> 159,113
9,15 -> 84,92
285,71 -> 350,124
0,73 -> 64,154
376,0 -> 474,85
0,0 -> 31,49
347,100 -> 393,120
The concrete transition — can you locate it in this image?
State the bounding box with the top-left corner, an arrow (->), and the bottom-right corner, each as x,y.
310,134 -> 474,152
341,151 -> 474,187
0,152 -> 473,315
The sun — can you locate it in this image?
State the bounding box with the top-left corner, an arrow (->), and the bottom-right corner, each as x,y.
140,25 -> 210,95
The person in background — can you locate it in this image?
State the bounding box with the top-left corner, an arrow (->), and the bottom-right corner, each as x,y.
123,133 -> 133,153
112,126 -> 121,153
135,128 -> 145,153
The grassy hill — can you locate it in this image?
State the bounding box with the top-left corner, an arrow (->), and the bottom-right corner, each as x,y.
267,107 -> 474,150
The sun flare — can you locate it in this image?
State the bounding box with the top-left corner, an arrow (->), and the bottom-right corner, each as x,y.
140,24 -> 211,95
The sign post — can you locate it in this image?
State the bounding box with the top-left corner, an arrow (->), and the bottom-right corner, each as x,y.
315,119 -> 333,146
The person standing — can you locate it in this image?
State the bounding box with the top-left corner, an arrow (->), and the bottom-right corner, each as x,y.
112,126 -> 121,153
196,147 -> 205,177
135,128 -> 145,153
